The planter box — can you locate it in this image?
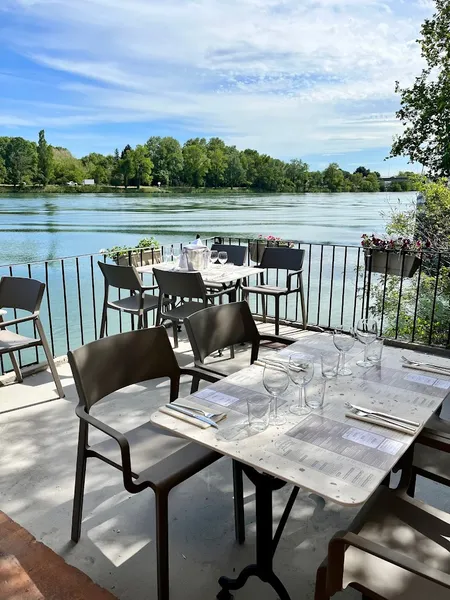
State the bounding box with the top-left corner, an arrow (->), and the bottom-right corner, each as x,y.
249,241 -> 283,263
115,248 -> 161,267
364,250 -> 420,277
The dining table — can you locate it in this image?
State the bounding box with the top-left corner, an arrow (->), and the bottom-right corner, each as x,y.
151,330 -> 450,600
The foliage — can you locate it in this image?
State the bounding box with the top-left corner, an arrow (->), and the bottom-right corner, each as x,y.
390,0 -> 450,176
146,136 -> 183,185
37,130 -> 53,185
134,145 -> 153,189
52,148 -> 85,184
0,158 -> 6,184
120,145 -> 134,189
361,233 -> 430,252
252,234 -> 294,248
104,236 -> 160,258
5,137 -> 37,186
182,139 -> 210,187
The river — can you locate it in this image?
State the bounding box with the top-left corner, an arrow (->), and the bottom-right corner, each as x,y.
0,191 -> 415,265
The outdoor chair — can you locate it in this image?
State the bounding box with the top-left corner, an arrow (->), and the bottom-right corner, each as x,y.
184,301 -> 296,387
240,247 -> 307,335
68,326 -> 245,600
315,450 -> 450,600
98,261 -> 161,337
206,243 -> 248,302
153,268 -> 229,348
0,276 -> 64,398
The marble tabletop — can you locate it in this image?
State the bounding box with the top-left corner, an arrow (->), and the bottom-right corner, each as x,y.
137,262 -> 264,285
151,331 -> 450,506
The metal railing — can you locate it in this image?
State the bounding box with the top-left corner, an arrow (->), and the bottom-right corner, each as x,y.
0,237 -> 449,375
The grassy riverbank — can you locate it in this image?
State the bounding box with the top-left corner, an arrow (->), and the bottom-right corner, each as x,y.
0,184 -> 263,195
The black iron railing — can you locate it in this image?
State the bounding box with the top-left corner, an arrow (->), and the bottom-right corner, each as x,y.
0,238 -> 449,375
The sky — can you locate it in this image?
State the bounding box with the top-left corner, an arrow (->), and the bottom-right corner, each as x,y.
0,0 -> 436,174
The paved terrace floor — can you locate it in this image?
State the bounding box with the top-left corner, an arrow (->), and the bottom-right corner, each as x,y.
1,323 -> 449,600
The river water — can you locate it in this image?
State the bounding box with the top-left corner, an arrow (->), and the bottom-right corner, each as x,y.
0,191 -> 416,368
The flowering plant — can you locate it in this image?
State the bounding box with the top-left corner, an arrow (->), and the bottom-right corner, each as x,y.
361,234 -> 431,253
253,234 -> 294,247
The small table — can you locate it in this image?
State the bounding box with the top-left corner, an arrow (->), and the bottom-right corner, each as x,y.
137,262 -> 264,288
151,331 -> 450,599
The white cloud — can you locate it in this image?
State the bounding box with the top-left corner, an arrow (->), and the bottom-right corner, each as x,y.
1,0 -> 434,159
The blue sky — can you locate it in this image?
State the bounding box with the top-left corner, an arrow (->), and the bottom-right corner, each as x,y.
0,0 -> 435,174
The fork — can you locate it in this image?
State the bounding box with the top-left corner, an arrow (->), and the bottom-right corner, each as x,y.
171,402 -> 225,420
401,355 -> 450,371
345,402 -> 419,429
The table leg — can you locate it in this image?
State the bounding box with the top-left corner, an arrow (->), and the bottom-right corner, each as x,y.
217,466 -> 294,600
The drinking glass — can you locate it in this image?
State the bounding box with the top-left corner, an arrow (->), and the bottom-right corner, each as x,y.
333,326 -> 355,376
218,251 -> 228,265
210,250 -> 218,264
356,318 -> 378,367
263,364 -> 289,426
367,337 -> 384,365
288,353 -> 314,416
321,353 -> 339,379
163,246 -> 173,263
305,377 -> 326,410
247,394 -> 271,433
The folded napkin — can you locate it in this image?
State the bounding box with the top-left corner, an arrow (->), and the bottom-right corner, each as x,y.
345,412 -> 417,435
402,363 -> 450,377
159,405 -> 210,428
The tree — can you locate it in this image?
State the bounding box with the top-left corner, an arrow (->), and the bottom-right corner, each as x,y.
81,152 -> 112,184
224,147 -> 245,188
354,166 -> 370,177
390,0 -> 450,176
111,149 -> 122,186
285,159 -> 309,192
360,173 -> 380,192
134,145 -> 153,189
322,163 -> 345,192
52,147 -> 85,184
252,155 -> 286,191
5,137 -> 37,186
146,136 -> 183,185
120,145 -> 134,189
37,130 -> 53,185
206,138 -> 228,188
182,141 -> 210,187
308,171 -> 323,191
0,158 -> 6,183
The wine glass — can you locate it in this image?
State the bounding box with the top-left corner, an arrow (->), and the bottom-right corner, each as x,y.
263,364 -> 289,425
210,250 -> 218,265
356,318 -> 378,367
288,354 -> 314,415
218,251 -> 228,265
333,326 -> 355,376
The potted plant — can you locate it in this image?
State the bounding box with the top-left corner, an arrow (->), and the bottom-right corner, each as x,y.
103,237 -> 161,267
249,235 -> 294,263
361,234 -> 430,277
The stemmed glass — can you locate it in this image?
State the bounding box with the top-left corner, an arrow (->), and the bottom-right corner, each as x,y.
288,354 -> 314,415
356,318 -> 378,367
218,251 -> 228,265
210,250 -> 218,265
333,326 -> 355,376
263,364 -> 289,426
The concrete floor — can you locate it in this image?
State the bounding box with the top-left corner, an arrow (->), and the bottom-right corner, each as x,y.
0,323 -> 449,600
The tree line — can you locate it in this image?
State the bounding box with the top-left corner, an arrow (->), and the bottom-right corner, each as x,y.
0,131 -> 417,193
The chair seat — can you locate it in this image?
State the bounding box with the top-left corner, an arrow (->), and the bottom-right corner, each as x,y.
413,443 -> 450,484
342,487 -> 450,599
161,301 -> 206,321
0,330 -> 39,352
241,284 -> 289,295
90,420 -> 220,489
108,293 -> 159,313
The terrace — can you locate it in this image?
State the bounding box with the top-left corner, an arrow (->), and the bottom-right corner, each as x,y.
1,237 -> 450,600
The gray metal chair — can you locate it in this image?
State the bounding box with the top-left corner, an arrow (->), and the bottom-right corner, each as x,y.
210,243 -> 247,266
241,247 -> 307,335
184,301 -> 296,384
0,276 -> 64,398
68,326 -> 244,600
153,268 -> 229,348
98,261 -> 161,337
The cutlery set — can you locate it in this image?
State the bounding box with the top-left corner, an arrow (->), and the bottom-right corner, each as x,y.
345,402 -> 420,435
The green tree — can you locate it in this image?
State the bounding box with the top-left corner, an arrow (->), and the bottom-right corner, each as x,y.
5,137 -> 37,186
81,152 -> 112,184
52,147 -> 85,184
120,145 -> 135,189
0,157 -> 6,183
354,166 -> 370,177
390,0 -> 450,176
111,148 -> 122,186
252,155 -> 286,191
224,147 -> 245,188
240,149 -> 260,187
322,163 -> 345,192
307,171 -> 323,191
146,136 -> 183,186
37,130 -> 53,185
206,138 -> 228,187
182,141 -> 210,187
285,159 -> 309,192
360,172 -> 380,192
134,145 -> 153,189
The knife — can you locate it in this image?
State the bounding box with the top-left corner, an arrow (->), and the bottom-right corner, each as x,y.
165,404 -> 219,428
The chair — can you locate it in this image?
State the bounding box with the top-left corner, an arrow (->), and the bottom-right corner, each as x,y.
240,247 -> 307,335
68,326 -> 244,600
315,451 -> 450,600
153,268 -> 229,348
0,276 -> 64,398
98,261 -> 161,338
210,243 -> 247,266
184,301 -> 296,386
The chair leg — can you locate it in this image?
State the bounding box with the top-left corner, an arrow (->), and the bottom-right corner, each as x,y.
36,319 -> 64,398
232,460 -> 245,544
274,297 -> 280,336
230,345 -> 235,359
71,423 -> 88,542
137,313 -> 144,330
143,312 -> 149,328
99,303 -> 108,338
155,491 -> 170,600
172,320 -> 179,348
300,278 -> 307,329
406,470 -> 418,498
9,352 -> 23,383
190,376 -> 200,394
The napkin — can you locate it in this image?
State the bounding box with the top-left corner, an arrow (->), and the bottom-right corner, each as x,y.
159,405 -> 210,428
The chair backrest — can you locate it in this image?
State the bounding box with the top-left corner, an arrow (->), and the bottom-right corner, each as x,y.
98,261 -> 142,291
259,247 -> 305,271
153,268 -> 206,300
68,326 -> 180,410
211,244 -> 247,266
0,277 -> 45,313
184,301 -> 260,363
